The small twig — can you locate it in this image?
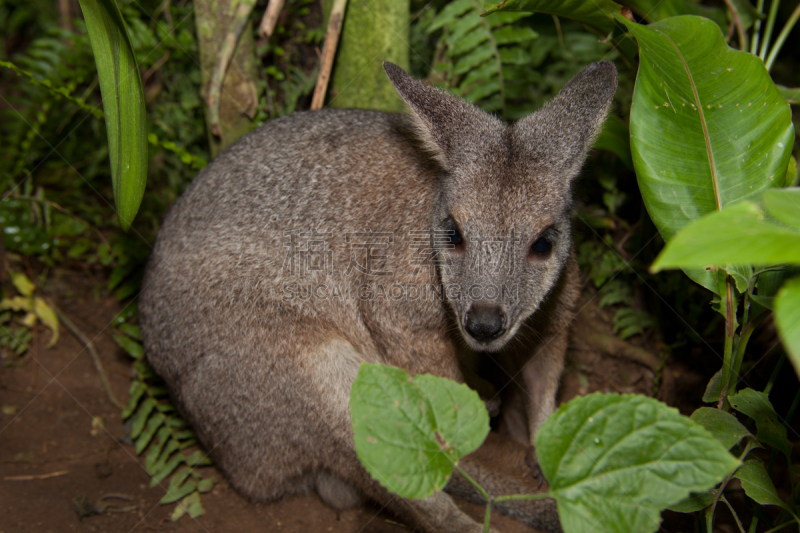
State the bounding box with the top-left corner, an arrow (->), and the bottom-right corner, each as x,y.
142,50 -> 171,86
258,0 -> 285,38
207,0 -> 257,137
311,0 -> 349,110
47,300 -> 123,409
5,470 -> 69,480
723,0 -> 747,50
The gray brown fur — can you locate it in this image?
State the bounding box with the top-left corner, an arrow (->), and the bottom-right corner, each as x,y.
140,61 -> 617,533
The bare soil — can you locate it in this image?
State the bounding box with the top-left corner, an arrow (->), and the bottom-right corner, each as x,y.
0,268 -> 685,533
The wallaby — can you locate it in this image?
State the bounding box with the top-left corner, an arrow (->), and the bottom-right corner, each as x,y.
140,61 -> 617,533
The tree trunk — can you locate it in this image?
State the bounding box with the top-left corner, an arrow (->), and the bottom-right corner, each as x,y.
328,0 -> 409,112
194,0 -> 259,157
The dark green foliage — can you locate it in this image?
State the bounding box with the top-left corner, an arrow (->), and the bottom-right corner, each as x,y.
117,319 -> 214,517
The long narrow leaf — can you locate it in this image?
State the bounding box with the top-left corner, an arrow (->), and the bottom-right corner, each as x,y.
79,0 -> 147,231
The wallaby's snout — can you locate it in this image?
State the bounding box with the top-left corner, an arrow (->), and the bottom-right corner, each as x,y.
465,303 -> 506,342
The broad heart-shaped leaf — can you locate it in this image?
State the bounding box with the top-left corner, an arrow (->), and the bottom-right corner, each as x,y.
651,201 -> 800,271
79,0 -> 147,231
621,16 -> 794,289
728,388 -> 791,461
690,407 -> 751,450
536,393 -> 739,533
350,363 -> 489,500
482,0 -> 623,34
775,277 -> 800,378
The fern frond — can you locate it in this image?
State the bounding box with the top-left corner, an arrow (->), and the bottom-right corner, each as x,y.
426,0 -> 538,118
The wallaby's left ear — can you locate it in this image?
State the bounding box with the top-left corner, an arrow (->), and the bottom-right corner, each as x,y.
515,61 -> 618,176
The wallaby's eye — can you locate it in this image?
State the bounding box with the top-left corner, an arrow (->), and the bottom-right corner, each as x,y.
532,238 -> 551,254
529,228 -> 557,259
443,217 -> 464,250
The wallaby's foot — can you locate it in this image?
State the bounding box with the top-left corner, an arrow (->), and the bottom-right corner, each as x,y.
524,446 -> 545,490
315,471 -> 364,510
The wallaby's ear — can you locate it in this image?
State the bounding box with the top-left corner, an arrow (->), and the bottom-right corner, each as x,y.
384,61 -> 500,168
516,60 -> 618,177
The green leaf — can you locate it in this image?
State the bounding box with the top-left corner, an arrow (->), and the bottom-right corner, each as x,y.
78,0 -> 147,230
185,450 -> 213,466
350,363 -> 489,500
690,407 -> 751,450
651,202 -> 800,271
624,0 -> 727,28
763,188 -> 800,229
197,478 -> 214,493
778,85 -> 800,105
667,490 -> 715,513
117,323 -> 142,340
728,389 -> 791,461
160,467 -> 196,504
122,380 -> 147,419
775,277 -> 800,378
114,333 -> 144,360
131,397 -> 158,439
10,272 -> 35,297
145,426 -> 171,473
151,453 -> 185,486
537,393 -> 739,533
734,460 -> 794,514
621,15 -> 794,280
482,0 -> 623,34
33,297 -> 59,347
593,114 -> 633,170
136,412 -> 165,454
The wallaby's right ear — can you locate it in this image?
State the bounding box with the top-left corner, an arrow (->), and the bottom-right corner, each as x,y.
384,61 -> 500,169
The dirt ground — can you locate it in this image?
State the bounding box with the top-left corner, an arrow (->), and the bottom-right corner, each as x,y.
0,268 -> 695,533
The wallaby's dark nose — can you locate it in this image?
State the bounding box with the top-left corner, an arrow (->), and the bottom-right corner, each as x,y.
465,304 -> 505,342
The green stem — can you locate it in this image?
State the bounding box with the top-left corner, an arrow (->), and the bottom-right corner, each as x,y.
455,465 -> 493,533
718,276 -> 738,408
759,0 -> 781,60
732,312 -> 767,391
721,494 -> 746,533
764,352 -> 786,396
763,521 -> 800,533
750,0 -> 766,55
455,465 -> 491,503
493,492 -> 552,503
765,3 -> 800,70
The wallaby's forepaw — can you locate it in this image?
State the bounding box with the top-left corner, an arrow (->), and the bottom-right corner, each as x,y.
484,397 -> 501,418
525,446 -> 545,490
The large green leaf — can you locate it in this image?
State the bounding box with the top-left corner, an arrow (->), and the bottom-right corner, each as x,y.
536,393 -> 739,533
651,201 -> 800,271
624,0 -> 726,28
621,15 -> 794,287
350,363 -> 489,499
79,0 -> 147,231
482,0 -> 623,34
775,277 -> 800,378
728,388 -> 792,461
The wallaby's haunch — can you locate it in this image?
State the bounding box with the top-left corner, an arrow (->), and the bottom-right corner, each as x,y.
140,61 -> 617,533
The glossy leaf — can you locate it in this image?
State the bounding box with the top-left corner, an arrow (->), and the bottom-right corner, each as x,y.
651,201 -> 800,271
624,0 -> 726,28
537,393 -> 739,533
775,277 -> 800,378
350,363 -> 489,499
621,15 -> 794,287
763,187 -> 800,228
482,0 -> 623,34
79,0 -> 147,231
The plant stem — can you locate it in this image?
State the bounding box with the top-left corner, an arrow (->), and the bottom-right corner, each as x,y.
751,0 -> 765,55
759,0 -> 781,61
764,353 -> 786,395
719,276 -> 738,408
493,492 -> 552,502
455,465 -> 493,533
721,494 -> 746,533
765,2 -> 800,70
